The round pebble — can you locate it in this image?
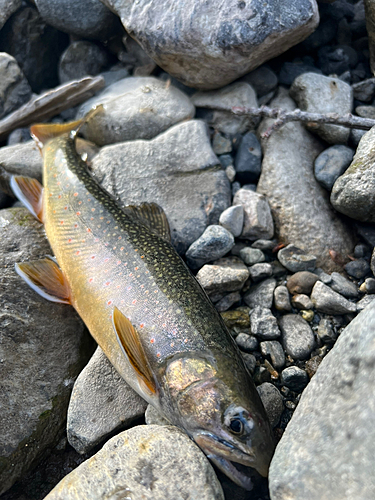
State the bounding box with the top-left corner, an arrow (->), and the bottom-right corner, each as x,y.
260,341 -> 286,370
235,333 -> 258,352
185,225 -> 234,270
257,383 -> 284,428
287,271 -> 319,295
280,366 -> 309,392
344,259 -> 371,279
274,285 -> 292,312
279,314 -> 315,360
219,205 -> 244,238
239,247 -> 265,266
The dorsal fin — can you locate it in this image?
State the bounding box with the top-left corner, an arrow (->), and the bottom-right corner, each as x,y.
112,307 -> 157,394
10,176 -> 44,223
125,202 -> 171,242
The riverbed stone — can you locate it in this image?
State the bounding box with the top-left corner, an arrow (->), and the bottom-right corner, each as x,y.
219,205 -> 244,237
0,208 -> 93,495
239,247 -> 265,266
330,271 -> 359,298
78,76 -> 195,146
233,188 -> 274,241
314,145 -> 354,190
215,291 -> 242,312
67,347 -> 147,455
234,132 -> 262,183
279,314 -> 315,360
269,303 -> 375,500
102,0 -> 319,90
91,120 -> 231,254
0,0 -> 22,30
244,279 -> 277,309
260,341 -> 286,370
250,306 -> 281,340
258,89 -> 355,272
248,262 -> 273,282
280,366 -> 309,392
196,257 -> 249,295
278,245 -> 317,273
186,226 -> 235,269
0,53 -> 32,120
291,294 -> 314,310
44,425 -> 224,500
311,281 -> 357,314
257,383 -> 284,428
274,285 -> 292,312
145,404 -> 169,426
286,271 -> 319,295
59,41 -> 110,84
344,258 -> 371,279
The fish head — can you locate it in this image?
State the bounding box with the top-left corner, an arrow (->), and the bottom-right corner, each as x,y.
164,354 -> 275,490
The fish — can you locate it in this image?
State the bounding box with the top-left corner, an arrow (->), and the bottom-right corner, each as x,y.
11,110 -> 275,490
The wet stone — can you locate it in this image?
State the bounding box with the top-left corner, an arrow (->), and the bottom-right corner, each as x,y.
248,263 -> 273,282
257,383 -> 284,428
279,314 -> 315,360
344,258 -> 371,279
241,352 -> 257,374
287,271 -> 319,295
239,247 -> 265,266
235,333 -> 259,352
218,205 -> 244,238
195,256 -> 249,294
249,306 -> 281,340
214,291 -> 241,313
260,341 -> 286,370
280,366 -> 309,392
311,281 -> 357,314
330,271 -> 359,298
234,132 -> 262,184
233,188 -> 274,241
314,145 -> 354,191
278,245 -> 317,273
274,285 -> 292,312
291,294 -> 313,310
244,278 -> 276,309
317,318 -> 338,344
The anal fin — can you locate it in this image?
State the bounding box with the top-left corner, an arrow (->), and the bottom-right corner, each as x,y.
112,307 -> 157,395
15,258 -> 71,304
10,176 -> 44,223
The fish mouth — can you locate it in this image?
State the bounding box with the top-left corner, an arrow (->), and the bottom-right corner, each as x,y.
207,454 -> 255,491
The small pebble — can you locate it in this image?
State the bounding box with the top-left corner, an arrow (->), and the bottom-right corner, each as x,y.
280,366 -> 309,392
311,281 -> 357,314
359,277 -> 375,294
250,306 -> 281,340
291,294 -> 314,310
186,225 -> 235,270
220,310 -> 250,330
219,205 -> 244,238
253,366 -> 272,385
344,259 -> 371,279
353,243 -> 370,259
214,291 -> 241,312
235,332 -> 259,352
274,285 -> 292,312
317,318 -> 337,344
279,314 -> 315,360
241,352 -> 256,374
225,165 -> 236,182
257,383 -> 284,428
244,278 -> 276,309
314,145 -> 354,191
234,132 -> 262,184
300,309 -> 314,322
251,239 -> 276,251
212,131 -> 232,155
218,154 -> 233,169
239,247 -> 265,266
287,271 -> 319,295
285,400 -> 296,410
314,268 -> 332,284
330,272 -> 359,298
260,341 -> 286,370
278,244 -> 317,273
248,262 -> 273,282
305,355 -> 323,378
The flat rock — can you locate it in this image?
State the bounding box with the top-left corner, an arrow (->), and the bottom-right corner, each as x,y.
186,225 -> 234,269
196,257 -> 249,295
250,306 -> 281,340
248,262 -> 273,282
239,247 -> 265,266
278,245 -> 317,273
344,258 -> 371,279
102,0 -> 318,89
330,271 -> 358,298
0,52 -> 32,120
279,314 -> 315,360
244,278 -> 276,309
287,271 -> 319,295
78,76 -> 195,146
290,72 -> 353,144
44,425 -> 224,500
269,303 -> 375,500
331,125 -> 375,223
233,188 -> 274,241
67,347 -> 147,455
0,208 -> 93,495
314,145 -> 354,191
59,41 -> 110,84
257,88 -> 355,272
91,120 -> 230,254
311,281 -> 357,314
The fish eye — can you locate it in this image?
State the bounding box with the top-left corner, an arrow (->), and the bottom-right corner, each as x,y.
229,417 -> 243,434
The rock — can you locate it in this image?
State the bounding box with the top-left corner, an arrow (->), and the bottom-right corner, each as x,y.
0,53 -> 32,120
103,0 -> 319,90
212,132 -> 232,155
280,366 -> 309,392
145,404 -> 169,426
233,188 -> 274,241
311,281 -> 357,314
278,61 -> 322,86
195,257 -> 249,294
0,0 -> 21,30
300,309 -> 314,322
220,309 -> 250,330
344,258 -> 371,279
234,132 -> 262,184
360,277 -> 375,294
257,383 -> 284,428
290,72 -> 353,144
287,271 -> 319,295
249,306 -> 281,340
355,105 -> 375,119
7,127 -> 31,145
44,425 -> 224,500
278,245 -> 317,273
356,294 -> 375,312
241,352 -> 257,374
353,243 -> 371,259
331,125 -> 375,223
59,41 -> 109,84
241,65 -> 278,97
91,120 -> 230,254
317,318 -> 337,344
252,239 -> 276,251
314,267 -> 332,284
0,208 -> 93,494
248,262 -> 273,282
352,77 -> 375,102
235,332 -> 258,353
269,303 -> 375,500
279,314 -> 315,360
78,76 -> 195,147
244,279 -> 276,309
258,89 -> 355,272
186,226 -> 235,270
314,145 -> 354,190
274,285 -> 292,312
317,45 -> 357,75
191,82 -> 258,135
239,247 -> 265,266
219,205 -> 244,237
260,341 -> 286,370
67,347 -> 147,454
330,271 -> 359,298
0,141 -> 43,193
35,0 -> 121,41
372,248 -> 375,276
291,294 -> 314,310
0,6 -> 69,92
214,291 -> 241,312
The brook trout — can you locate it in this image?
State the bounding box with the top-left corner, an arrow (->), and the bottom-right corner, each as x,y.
11,113 -> 274,490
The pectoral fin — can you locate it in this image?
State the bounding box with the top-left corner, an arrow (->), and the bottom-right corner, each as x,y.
10,176 -> 44,223
112,307 -> 157,394
15,258 -> 71,304
125,203 -> 171,242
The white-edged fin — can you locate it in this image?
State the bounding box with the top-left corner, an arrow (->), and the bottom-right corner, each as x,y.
15,259 -> 71,304
10,176 -> 44,223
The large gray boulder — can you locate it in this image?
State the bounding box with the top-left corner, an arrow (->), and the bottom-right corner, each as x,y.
44,425 -> 224,500
101,0 -> 319,89
91,120 -> 231,254
0,52 -> 32,120
269,302 -> 375,500
0,208 -> 94,494
257,88 -> 355,272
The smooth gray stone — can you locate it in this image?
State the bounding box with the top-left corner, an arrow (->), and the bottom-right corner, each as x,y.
291,294 -> 313,310
67,347 -> 147,454
0,53 -> 32,120
260,341 -> 286,370
317,318 -> 337,344
186,225 -> 235,270
244,278 -> 277,309
314,145 -> 354,190
257,383 -> 284,428
234,132 -> 262,184
0,0 -> 22,30
236,332 -> 259,353
241,352 -> 257,374
314,267 -> 332,284
233,188 -> 274,241
344,258 -> 371,279
102,0 -> 318,89
353,243 -> 371,259
248,262 -> 273,282
212,132 -> 232,155
290,72 -> 353,144
240,247 -> 266,266
355,105 -> 375,119
258,88 -> 354,273
251,239 -> 276,251
331,125 -> 375,223
280,366 -> 309,392
241,65 -> 278,97
59,41 -> 109,84
196,257 -> 249,295
356,294 -> 375,312
274,285 -> 292,312
219,205 -> 244,237
287,271 -> 319,295
0,208 -> 93,495
44,426 -> 224,500
311,281 -> 357,314
278,244 -> 317,273
214,291 -> 241,312
330,271 -> 359,298
269,303 -> 375,500
250,306 -> 281,340
279,314 -> 315,360
352,77 -> 375,102
91,120 -> 230,254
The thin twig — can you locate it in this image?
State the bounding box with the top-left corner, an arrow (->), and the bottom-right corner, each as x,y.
0,76 -> 105,142
204,104 -> 375,138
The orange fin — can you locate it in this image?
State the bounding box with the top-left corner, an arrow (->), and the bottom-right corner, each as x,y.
125,202 -> 171,242
15,258 -> 71,304
10,175 -> 44,223
112,307 -> 157,394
